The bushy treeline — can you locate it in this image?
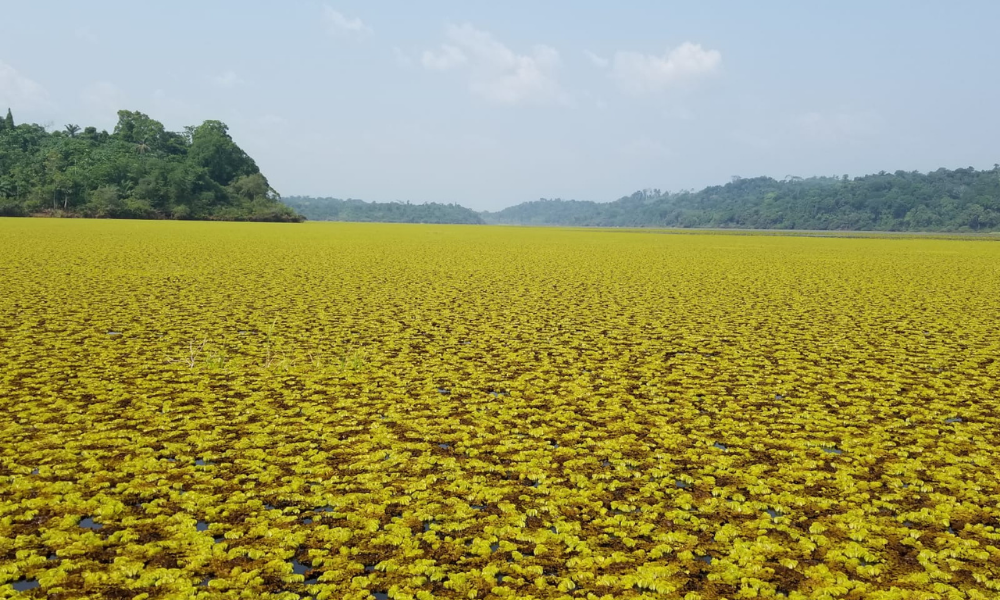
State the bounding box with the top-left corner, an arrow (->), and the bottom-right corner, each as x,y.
8,107 -> 994,233
484,167 -> 1000,231
284,196 -> 484,224
0,109 -> 301,221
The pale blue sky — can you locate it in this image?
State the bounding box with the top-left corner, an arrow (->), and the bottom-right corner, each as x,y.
1,1 -> 998,210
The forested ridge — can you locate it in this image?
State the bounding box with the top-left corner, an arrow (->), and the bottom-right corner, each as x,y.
282,167 -> 1000,231
0,109 -> 301,221
4,105 -> 999,231
483,167 -> 1000,232
284,196 -> 484,224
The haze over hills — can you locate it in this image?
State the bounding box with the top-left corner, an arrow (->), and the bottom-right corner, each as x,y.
283,196 -> 484,225
291,165 -> 1000,232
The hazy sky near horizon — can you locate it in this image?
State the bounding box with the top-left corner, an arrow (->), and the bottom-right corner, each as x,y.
2,1 -> 999,210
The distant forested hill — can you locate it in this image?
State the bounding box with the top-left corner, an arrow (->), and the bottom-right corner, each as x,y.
0,109 -> 301,221
483,167 -> 1000,232
284,196 -> 484,224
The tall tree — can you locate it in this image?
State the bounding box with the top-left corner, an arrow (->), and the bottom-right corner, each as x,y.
4,108 -> 13,129
187,120 -> 259,186
112,110 -> 166,150
64,124 -> 81,137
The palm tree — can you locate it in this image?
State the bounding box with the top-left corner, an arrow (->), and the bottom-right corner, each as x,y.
64,124 -> 81,137
135,140 -> 150,155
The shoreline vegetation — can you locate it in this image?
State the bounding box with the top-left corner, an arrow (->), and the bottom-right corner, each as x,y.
0,109 -> 302,222
288,165 -> 1000,232
479,168 -> 1000,232
283,196 -> 484,224
3,109 -> 999,231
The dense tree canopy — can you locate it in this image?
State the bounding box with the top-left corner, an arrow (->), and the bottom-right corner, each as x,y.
284,197 -> 485,224
0,109 -> 301,221
483,167 -> 1000,232
4,107 -> 997,231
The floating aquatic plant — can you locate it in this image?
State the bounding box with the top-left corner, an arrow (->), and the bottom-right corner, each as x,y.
0,220 -> 998,598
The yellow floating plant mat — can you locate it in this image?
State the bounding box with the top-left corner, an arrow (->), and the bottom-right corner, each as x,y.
1,220 -> 998,599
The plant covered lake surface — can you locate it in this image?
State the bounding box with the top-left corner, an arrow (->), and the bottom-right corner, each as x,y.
1,219 -> 998,600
